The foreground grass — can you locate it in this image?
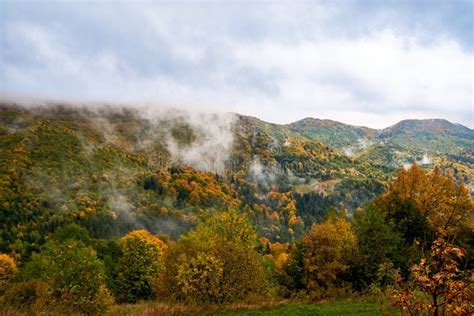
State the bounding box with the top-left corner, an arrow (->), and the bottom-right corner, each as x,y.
110,299 -> 385,315
216,301 -> 380,315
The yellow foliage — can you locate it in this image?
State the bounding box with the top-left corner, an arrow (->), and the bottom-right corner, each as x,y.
380,164 -> 473,236
275,252 -> 289,271
0,254 -> 18,289
176,252 -> 224,302
301,216 -> 357,292
160,207 -> 168,215
160,210 -> 268,303
115,230 -> 166,302
120,230 -> 166,253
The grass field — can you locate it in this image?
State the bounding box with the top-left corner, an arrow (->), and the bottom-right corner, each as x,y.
109,299 -> 385,315
216,301 -> 381,315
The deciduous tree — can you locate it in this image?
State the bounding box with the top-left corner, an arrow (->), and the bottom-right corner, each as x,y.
22,240 -> 112,314
301,213 -> 357,295
392,238 -> 472,315
114,230 -> 166,303
0,253 -> 18,291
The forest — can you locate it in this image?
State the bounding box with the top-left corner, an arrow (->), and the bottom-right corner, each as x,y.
0,104 -> 473,315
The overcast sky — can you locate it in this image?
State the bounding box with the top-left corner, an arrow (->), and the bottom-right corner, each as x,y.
1,0 -> 473,128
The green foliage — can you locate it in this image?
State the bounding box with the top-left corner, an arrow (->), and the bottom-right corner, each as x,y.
95,238 -> 122,294
113,230 -> 166,303
379,119 -> 473,155
194,209 -> 259,248
351,205 -> 404,290
176,252 -> 224,301
287,117 -> 377,153
52,223 -> 92,245
161,210 -> 269,303
279,242 -> 306,294
216,300 -> 381,316
22,239 -> 113,314
0,104 -> 473,311
381,198 -> 432,247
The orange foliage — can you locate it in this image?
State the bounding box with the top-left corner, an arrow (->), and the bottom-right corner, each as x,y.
0,253 -> 18,289
392,238 -> 472,315
152,166 -> 239,208
379,164 -> 473,236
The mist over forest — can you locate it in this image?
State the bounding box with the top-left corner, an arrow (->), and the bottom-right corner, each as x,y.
1,0 -> 473,314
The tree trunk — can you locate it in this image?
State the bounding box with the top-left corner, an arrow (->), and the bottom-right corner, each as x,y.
432,293 -> 438,316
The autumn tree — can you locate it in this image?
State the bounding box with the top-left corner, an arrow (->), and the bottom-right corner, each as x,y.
113,230 -> 166,303
195,209 -> 258,247
301,212 -> 357,296
378,165 -> 473,238
160,209 -> 269,303
176,252 -> 224,301
392,238 -> 473,316
0,254 -> 18,291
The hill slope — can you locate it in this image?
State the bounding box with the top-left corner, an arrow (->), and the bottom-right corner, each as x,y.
0,102 -> 472,257
379,119 -> 473,154
286,118 -> 378,155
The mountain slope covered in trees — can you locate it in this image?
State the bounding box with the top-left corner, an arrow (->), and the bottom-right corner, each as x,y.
0,101 -> 473,314
1,102 -> 472,255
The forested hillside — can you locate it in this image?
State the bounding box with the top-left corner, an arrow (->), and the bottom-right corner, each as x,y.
0,102 -> 473,315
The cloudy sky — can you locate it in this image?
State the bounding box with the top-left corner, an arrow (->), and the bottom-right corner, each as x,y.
1,0 -> 472,128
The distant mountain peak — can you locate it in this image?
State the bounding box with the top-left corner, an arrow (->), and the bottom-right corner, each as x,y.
381,118 -> 472,137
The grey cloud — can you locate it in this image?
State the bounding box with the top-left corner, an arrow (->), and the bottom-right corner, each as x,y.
1,1 -> 472,128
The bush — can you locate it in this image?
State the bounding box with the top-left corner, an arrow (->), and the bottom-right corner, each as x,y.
1,280 -> 50,310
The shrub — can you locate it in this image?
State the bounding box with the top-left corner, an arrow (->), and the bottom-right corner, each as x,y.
1,280 -> 50,310
217,241 -> 268,301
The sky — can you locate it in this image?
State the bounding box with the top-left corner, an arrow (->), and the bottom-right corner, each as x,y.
0,0 -> 473,128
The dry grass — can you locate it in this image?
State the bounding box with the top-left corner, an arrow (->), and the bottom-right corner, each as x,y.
108,299 -> 290,316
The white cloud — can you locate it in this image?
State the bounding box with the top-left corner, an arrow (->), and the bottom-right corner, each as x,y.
1,2 -> 473,128
232,30 -> 472,127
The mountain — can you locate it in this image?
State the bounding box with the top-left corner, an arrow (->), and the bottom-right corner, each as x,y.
379,119 -> 473,154
0,102 -> 472,257
286,118 -> 378,155
287,117 -> 473,157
